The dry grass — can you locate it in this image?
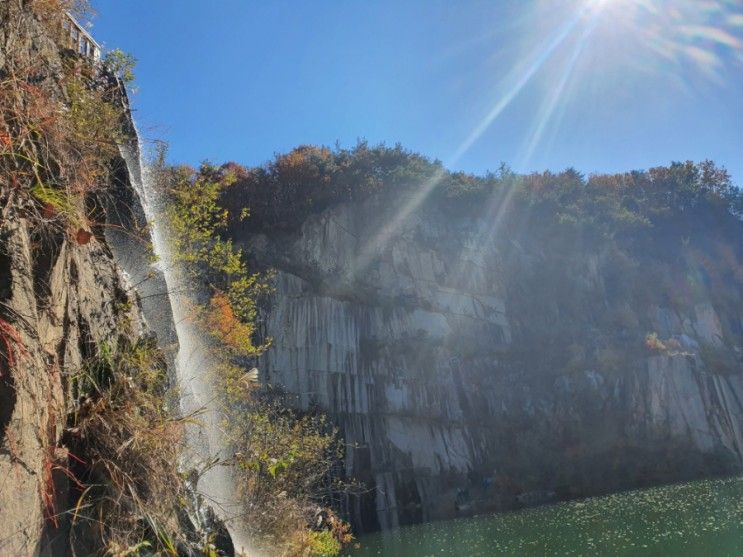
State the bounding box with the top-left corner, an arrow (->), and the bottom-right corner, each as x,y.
1,0 -> 124,232
0,317 -> 26,371
65,338 -> 187,556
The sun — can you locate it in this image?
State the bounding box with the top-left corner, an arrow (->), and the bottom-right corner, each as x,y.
588,0 -> 622,9
585,0 -> 631,18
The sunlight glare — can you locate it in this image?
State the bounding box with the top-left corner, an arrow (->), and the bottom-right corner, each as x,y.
350,0 -> 742,277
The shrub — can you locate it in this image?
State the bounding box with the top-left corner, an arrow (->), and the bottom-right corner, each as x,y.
205,291 -> 257,354
218,142 -> 741,244
645,332 -> 667,352
103,49 -> 137,85
0,7 -> 133,232
307,530 -> 342,557
161,160 -> 270,355
222,387 -> 354,557
219,142 -> 444,233
157,153 -> 355,555
65,338 -> 188,554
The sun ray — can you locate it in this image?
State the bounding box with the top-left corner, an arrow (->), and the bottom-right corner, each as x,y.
448,7 -> 587,165
519,14 -> 598,168
349,3 -> 598,279
348,167 -> 447,281
446,171 -> 523,294
351,0 -> 742,281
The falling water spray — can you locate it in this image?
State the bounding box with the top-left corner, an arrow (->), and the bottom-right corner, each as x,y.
118,135 -> 255,555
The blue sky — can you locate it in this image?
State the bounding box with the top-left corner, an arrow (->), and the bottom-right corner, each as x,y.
90,0 -> 743,183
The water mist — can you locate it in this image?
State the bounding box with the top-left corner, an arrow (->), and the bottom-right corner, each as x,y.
118,136 -> 254,555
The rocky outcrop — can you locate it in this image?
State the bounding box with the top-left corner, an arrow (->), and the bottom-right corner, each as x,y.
0,3 -> 198,554
235,190 -> 743,532
0,4 -> 134,553
0,192 -> 145,555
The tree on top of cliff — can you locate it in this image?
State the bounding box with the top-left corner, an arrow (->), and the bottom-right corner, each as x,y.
220,142 -> 444,232
216,141 -> 742,238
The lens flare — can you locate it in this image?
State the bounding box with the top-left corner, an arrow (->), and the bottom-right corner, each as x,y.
350,0 -> 742,275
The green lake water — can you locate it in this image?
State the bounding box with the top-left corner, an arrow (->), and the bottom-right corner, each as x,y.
351,476 -> 743,556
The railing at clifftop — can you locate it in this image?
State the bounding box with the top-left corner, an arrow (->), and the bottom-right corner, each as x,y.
62,12 -> 100,61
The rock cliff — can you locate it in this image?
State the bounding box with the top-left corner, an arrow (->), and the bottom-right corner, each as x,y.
233,188 -> 743,532
0,3 -> 212,554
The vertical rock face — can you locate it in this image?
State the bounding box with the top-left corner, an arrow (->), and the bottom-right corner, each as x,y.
235,192 -> 743,532
0,204 -> 145,555
0,4 -> 176,553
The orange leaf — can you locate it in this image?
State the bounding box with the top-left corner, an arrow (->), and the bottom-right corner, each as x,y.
75,229 -> 92,245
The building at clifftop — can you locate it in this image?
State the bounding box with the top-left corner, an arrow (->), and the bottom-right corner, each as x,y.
62,12 -> 100,61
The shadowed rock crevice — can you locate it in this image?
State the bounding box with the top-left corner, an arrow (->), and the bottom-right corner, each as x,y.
0,244 -> 15,439
0,347 -> 15,441
31,228 -> 64,304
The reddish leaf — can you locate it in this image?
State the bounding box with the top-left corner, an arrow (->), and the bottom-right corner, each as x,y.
75,228 -> 92,245
41,203 -> 57,219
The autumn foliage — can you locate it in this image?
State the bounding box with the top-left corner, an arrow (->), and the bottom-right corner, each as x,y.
1,0 -> 127,233
159,155 -> 355,556
206,291 -> 256,353
220,143 -> 743,237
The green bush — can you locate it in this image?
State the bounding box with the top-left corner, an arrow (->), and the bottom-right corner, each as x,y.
103,48 -> 137,85
307,530 -> 342,557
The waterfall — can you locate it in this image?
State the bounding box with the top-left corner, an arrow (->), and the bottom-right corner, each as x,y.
118,135 -> 255,555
